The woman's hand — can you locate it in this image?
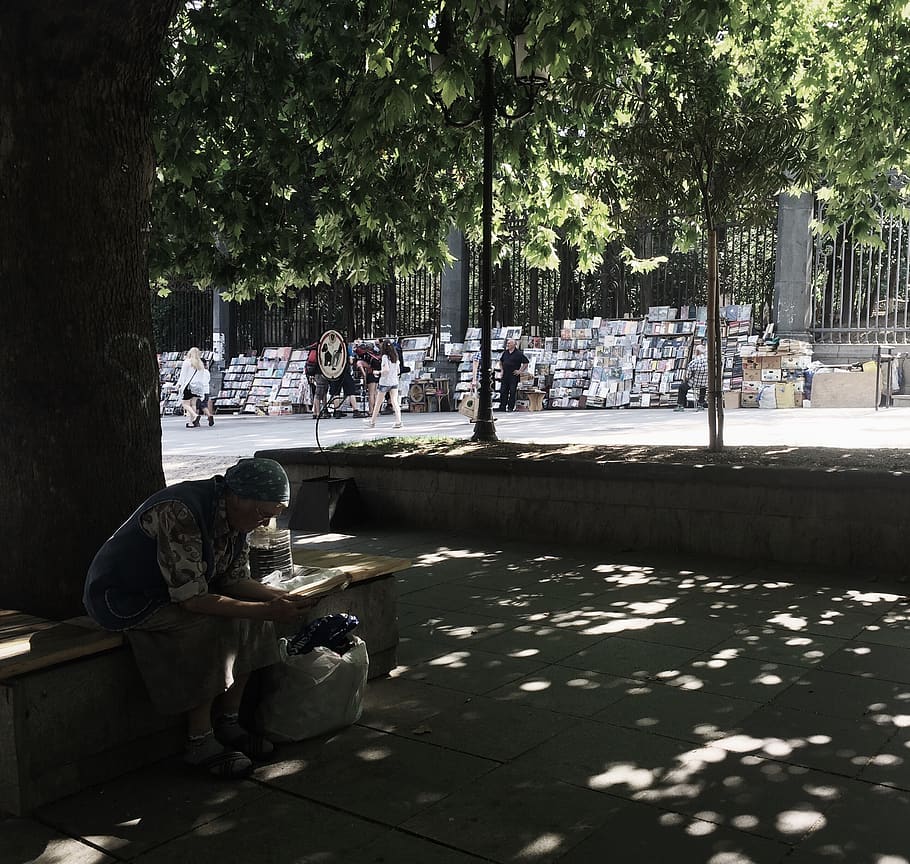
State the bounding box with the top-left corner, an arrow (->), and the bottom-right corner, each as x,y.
264,593 -> 319,621
182,590 -> 318,621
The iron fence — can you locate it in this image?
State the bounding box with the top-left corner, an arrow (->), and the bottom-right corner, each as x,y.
464,219 -> 775,332
150,284 -> 213,353
812,205 -> 910,343
151,220 -> 776,354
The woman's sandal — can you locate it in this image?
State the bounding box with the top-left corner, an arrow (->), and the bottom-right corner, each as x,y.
195,747 -> 253,779
217,730 -> 275,760
185,422 -> 196,428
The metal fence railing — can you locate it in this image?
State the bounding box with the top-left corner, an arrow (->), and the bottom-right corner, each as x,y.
151,220 -> 778,354
812,205 -> 910,344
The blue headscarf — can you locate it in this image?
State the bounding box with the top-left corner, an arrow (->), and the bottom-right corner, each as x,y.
223,458 -> 290,505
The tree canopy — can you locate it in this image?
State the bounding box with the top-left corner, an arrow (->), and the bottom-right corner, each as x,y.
152,0 -> 910,298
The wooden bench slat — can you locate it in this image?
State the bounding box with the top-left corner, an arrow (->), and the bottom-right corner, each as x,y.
291,551 -> 412,584
0,621 -> 124,681
0,610 -> 60,639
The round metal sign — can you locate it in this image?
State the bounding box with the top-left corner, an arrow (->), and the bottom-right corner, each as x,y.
316,330 -> 347,380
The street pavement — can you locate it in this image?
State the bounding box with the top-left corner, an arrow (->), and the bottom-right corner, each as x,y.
161,404 -> 910,473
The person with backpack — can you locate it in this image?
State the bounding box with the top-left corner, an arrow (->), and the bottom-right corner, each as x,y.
354,339 -> 382,415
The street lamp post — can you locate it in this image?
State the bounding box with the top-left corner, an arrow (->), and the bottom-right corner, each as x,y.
474,49 -> 497,441
429,7 -> 548,444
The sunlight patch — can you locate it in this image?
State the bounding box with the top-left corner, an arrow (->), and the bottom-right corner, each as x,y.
516,833 -> 565,858
519,680 -> 551,692
589,763 -> 656,791
430,652 -> 470,668
731,814 -> 760,831
767,614 -> 807,630
356,747 -> 392,762
714,735 -> 765,754
775,809 -> 824,835
581,616 -> 678,636
685,819 -> 716,837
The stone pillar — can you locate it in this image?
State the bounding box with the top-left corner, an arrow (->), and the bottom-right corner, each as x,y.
439,228 -> 469,353
773,192 -> 814,339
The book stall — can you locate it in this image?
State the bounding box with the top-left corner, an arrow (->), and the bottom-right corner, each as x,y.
400,333 -> 458,413
739,336 -> 813,409
450,304 -> 755,412
515,337 -> 557,411
162,299 -> 894,418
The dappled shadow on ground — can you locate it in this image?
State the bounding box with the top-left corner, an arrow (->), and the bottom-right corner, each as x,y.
20,531 -> 910,864
338,437 -> 910,474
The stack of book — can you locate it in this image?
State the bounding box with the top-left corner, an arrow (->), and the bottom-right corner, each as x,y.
216,355 -> 257,412
585,320 -> 641,408
243,347 -> 291,414
551,319 -> 598,408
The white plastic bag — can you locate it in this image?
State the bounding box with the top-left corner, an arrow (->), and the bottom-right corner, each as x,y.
758,384 -> 777,409
256,636 -> 369,742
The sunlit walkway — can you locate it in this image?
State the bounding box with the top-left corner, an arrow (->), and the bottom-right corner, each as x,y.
8,529 -> 909,863
161,404 -> 910,460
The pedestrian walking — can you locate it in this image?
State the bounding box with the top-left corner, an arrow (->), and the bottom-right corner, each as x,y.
176,347 -> 208,427
366,339 -> 402,429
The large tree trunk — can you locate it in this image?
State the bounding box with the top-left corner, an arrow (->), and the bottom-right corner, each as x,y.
0,1 -> 179,618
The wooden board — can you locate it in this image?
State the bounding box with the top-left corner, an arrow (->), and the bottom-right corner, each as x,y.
0,612 -> 124,681
285,568 -> 351,599
290,551 -> 413,585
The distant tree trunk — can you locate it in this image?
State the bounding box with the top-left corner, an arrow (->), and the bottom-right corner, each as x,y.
0,1 -> 179,618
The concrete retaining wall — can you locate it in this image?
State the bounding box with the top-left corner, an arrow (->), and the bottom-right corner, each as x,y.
260,447 -> 907,578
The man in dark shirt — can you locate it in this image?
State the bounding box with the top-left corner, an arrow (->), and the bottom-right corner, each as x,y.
498,338 -> 529,412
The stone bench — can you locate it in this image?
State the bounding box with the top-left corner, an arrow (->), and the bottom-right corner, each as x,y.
0,610 -> 180,816
0,552 -> 410,815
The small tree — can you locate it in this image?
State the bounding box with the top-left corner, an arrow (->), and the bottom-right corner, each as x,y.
596,7 -> 812,448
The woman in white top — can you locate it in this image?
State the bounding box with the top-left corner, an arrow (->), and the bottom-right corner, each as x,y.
176,347 -> 210,427
367,340 -> 402,429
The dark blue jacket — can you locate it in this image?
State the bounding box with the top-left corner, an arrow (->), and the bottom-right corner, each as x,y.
83,477 -> 244,631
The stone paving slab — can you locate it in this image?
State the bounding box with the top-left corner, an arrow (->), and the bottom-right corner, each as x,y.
4,527 -> 910,864
400,762 -> 623,863
119,789 -> 389,864
34,758 -> 270,859
253,724 -> 497,827
555,796 -> 792,864
488,664 -> 635,718
2,817 -> 117,864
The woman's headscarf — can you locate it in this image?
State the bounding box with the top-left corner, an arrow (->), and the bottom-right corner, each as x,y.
223,458 -> 290,505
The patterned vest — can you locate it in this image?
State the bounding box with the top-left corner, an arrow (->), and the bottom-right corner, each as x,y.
83,477 -> 243,631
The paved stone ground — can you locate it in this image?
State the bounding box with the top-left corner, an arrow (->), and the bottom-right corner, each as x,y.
4,528 -> 910,863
